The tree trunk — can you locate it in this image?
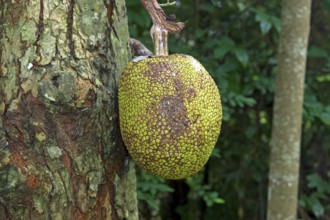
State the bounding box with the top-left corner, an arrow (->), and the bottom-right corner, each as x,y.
0,0 -> 138,219
267,1 -> 311,220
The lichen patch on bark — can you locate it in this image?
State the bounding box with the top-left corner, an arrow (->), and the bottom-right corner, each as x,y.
0,0 -> 137,219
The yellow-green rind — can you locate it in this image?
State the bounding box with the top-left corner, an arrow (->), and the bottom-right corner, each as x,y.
119,54 -> 222,179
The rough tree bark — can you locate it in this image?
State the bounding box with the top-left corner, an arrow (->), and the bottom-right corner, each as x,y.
267,1 -> 311,220
0,0 -> 138,219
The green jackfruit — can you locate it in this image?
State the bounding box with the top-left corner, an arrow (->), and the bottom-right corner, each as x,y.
119,54 -> 222,179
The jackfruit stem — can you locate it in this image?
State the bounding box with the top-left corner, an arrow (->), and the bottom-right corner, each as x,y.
141,0 -> 185,56
152,25 -> 168,56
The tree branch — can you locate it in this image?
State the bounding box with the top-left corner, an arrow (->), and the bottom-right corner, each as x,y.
140,0 -> 185,34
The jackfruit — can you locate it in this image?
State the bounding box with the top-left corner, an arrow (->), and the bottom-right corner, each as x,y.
119,54 -> 222,179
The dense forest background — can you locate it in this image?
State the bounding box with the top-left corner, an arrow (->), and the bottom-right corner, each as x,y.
127,0 -> 330,219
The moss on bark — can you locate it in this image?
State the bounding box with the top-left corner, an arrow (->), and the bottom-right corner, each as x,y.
0,0 -> 138,219
267,1 -> 311,220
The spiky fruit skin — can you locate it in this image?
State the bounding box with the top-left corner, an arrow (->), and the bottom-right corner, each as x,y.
119,54 -> 222,179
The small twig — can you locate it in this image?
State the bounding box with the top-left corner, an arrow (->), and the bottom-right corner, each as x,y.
159,0 -> 176,7
140,0 -> 185,34
129,38 -> 153,57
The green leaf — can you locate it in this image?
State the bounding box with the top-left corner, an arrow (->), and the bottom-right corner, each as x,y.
138,181 -> 174,193
199,3 -> 216,13
211,148 -> 221,158
137,192 -> 160,211
214,36 -> 235,59
242,97 -> 256,106
318,112 -> 330,125
307,174 -> 322,189
214,197 -> 225,204
195,29 -> 205,39
237,2 -> 247,11
218,59 -> 239,73
308,46 -> 328,58
311,197 -> 324,217
234,48 -> 249,67
254,9 -> 272,34
260,20 -> 272,35
316,74 -> 330,82
271,16 -> 281,32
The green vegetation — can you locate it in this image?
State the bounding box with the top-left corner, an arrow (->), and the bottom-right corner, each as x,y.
126,0 -> 330,219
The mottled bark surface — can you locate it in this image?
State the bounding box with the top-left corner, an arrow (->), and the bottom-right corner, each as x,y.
0,0 -> 138,219
267,1 -> 311,220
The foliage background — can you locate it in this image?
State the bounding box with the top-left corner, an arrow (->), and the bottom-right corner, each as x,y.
126,0 -> 330,219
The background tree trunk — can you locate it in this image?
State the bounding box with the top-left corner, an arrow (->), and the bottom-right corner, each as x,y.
0,0 -> 138,219
267,1 -> 311,220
